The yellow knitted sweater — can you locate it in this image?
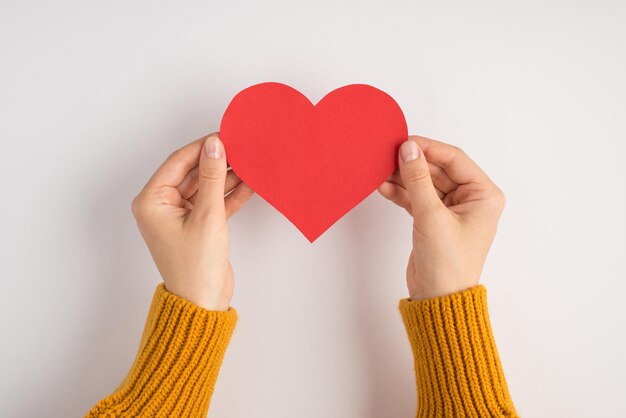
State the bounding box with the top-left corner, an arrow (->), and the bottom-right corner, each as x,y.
86,284 -> 517,417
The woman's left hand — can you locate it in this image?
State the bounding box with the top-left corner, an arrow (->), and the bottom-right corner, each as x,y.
131,133 -> 254,311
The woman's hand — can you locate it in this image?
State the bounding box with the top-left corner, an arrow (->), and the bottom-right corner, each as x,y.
378,136 -> 506,300
131,133 -> 254,311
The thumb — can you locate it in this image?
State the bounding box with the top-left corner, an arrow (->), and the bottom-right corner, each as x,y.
398,139 -> 441,218
191,135 -> 227,219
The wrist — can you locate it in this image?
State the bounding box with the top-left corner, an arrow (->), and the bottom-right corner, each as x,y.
407,276 -> 478,301
164,281 -> 232,311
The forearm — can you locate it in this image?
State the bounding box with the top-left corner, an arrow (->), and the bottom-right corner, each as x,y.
399,285 -> 518,417
86,283 -> 237,417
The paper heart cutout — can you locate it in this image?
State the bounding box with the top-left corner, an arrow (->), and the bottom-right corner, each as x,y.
220,82 -> 408,242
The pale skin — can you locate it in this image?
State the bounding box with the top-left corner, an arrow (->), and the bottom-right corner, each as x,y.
378,136 -> 506,300
131,133 -> 505,310
131,133 -> 254,311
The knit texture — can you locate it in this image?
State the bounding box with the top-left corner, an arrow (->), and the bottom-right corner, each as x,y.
86,283 -> 238,418
399,285 -> 518,417
86,283 -> 517,417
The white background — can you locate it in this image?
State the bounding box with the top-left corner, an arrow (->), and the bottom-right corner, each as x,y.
1,1 -> 625,417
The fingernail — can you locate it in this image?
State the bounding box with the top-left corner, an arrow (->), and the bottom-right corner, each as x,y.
206,137 -> 222,159
401,140 -> 419,162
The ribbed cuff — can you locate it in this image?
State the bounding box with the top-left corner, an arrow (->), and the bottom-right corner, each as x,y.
86,283 -> 238,418
399,285 -> 518,418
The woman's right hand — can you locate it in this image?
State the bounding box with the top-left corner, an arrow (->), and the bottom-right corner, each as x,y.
378,136 -> 506,300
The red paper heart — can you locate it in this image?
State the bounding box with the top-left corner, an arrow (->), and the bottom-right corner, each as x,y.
220,83 -> 408,242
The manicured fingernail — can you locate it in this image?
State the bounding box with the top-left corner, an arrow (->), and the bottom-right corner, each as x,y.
401,140 -> 419,162
206,137 -> 222,159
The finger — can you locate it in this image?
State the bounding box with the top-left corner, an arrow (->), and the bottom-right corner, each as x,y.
145,135 -> 208,189
188,134 -> 227,220
435,187 -> 445,201
225,170 -> 244,194
398,139 -> 443,218
187,191 -> 198,206
428,163 -> 457,194
177,166 -> 199,199
443,191 -> 457,207
225,183 -> 255,218
385,171 -> 448,200
412,136 -> 490,185
385,171 -> 405,188
186,170 -> 243,206
181,199 -> 194,212
378,181 -> 412,212
386,164 -> 456,196
384,171 -> 447,202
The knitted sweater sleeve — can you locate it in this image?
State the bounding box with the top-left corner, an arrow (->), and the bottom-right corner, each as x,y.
85,283 -> 237,417
398,285 -> 519,417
